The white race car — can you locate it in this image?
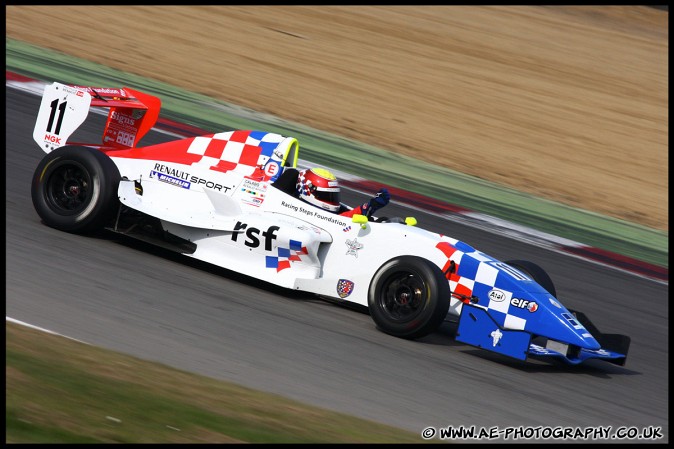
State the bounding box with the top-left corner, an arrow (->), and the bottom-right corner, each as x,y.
30,82 -> 630,365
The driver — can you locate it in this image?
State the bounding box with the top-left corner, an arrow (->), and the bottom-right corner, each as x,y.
294,167 -> 390,218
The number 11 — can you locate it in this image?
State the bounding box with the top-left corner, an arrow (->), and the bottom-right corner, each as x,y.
46,98 -> 67,134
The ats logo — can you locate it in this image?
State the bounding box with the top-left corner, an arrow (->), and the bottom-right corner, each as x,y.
488,288 -> 506,302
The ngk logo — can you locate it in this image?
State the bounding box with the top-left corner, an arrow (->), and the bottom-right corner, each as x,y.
44,134 -> 61,144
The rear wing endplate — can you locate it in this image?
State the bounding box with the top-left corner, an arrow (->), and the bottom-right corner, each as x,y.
33,82 -> 161,153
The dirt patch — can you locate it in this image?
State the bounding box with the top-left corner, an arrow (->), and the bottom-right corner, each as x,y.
6,6 -> 668,231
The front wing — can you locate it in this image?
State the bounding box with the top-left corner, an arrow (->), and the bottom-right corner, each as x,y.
456,304 -> 629,365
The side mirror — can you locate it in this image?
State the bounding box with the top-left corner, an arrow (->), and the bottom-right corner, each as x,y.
352,214 -> 368,229
405,217 -> 417,226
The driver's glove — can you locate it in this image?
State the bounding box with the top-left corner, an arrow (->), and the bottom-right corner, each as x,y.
361,188 -> 390,215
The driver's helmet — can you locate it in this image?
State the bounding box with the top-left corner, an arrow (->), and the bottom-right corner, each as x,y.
296,168 -> 341,213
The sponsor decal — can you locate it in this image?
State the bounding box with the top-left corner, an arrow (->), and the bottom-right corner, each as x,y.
561,312 -> 586,330
243,179 -> 265,190
150,170 -> 191,189
529,344 -> 555,355
586,348 -> 611,356
43,133 -> 61,145
264,161 -> 280,177
345,238 -> 363,258
488,288 -> 506,302
231,221 -> 279,251
85,87 -> 127,96
62,85 -> 87,96
336,279 -> 355,298
240,178 -> 267,206
297,225 -> 322,234
110,110 -> 135,126
493,262 -> 530,281
314,212 -> 347,227
153,163 -> 189,180
189,175 -> 231,192
115,131 -> 135,147
151,163 -> 231,193
490,328 -> 503,347
343,225 -> 351,232
282,201 -> 299,213
280,200 -> 347,226
240,188 -> 264,196
510,298 -> 538,312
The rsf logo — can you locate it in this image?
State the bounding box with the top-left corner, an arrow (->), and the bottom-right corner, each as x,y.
231,221 -> 279,250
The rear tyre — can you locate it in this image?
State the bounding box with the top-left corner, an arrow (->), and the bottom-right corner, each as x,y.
31,146 -> 121,233
368,256 -> 450,339
504,259 -> 557,297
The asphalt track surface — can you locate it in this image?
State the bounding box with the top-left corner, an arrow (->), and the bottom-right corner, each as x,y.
6,87 -> 668,441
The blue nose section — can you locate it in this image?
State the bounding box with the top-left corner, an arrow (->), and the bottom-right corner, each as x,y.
528,300 -> 601,349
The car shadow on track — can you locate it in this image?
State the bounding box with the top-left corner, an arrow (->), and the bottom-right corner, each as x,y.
455,349 -> 640,377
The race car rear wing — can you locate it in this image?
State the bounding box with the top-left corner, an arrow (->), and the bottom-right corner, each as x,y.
33,82 -> 161,153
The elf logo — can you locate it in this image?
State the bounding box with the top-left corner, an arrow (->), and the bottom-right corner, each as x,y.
511,298 -> 538,313
231,221 -> 279,251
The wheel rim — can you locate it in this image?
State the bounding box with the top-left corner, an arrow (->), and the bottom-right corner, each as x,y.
377,270 -> 428,323
45,162 -> 92,215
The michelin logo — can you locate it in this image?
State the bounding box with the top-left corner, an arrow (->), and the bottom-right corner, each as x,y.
150,170 -> 191,189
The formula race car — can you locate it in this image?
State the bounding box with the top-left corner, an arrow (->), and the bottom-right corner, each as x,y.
30,82 -> 630,365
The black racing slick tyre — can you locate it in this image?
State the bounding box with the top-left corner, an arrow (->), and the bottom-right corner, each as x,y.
504,259 -> 558,298
368,256 -> 450,339
31,146 -> 121,233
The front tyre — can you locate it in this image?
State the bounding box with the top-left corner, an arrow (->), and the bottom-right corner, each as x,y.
31,146 -> 121,233
368,256 -> 450,339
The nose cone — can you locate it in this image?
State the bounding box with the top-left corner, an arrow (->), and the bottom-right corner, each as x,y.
524,294 -> 601,349
479,271 -> 600,349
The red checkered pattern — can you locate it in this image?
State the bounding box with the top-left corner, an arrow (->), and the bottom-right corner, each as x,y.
187,130 -> 264,176
436,238 -> 531,331
273,246 -> 309,272
436,240 -> 472,301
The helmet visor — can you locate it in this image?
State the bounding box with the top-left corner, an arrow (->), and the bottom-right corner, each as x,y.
314,188 -> 340,205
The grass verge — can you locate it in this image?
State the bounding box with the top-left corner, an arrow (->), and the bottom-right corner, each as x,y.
6,322 -> 425,443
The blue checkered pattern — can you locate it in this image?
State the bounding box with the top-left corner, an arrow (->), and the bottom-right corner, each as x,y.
438,239 -> 548,331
